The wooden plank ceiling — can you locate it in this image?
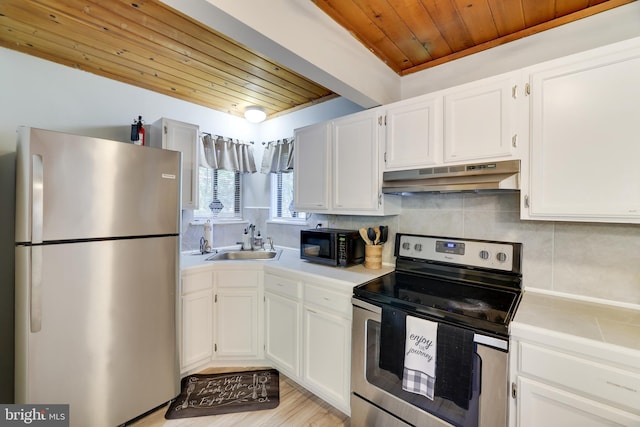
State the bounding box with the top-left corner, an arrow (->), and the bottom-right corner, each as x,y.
312,0 -> 635,75
0,0 -> 336,120
0,1 -> 634,118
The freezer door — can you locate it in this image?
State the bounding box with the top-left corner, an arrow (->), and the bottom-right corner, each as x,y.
15,127 -> 181,243
14,236 -> 180,427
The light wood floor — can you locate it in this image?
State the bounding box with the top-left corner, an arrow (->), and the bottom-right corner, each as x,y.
130,367 -> 350,427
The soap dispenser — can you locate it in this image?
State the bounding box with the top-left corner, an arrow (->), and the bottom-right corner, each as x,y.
204,220 -> 213,250
255,231 -> 264,249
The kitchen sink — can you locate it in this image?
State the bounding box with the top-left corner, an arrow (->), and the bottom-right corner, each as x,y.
206,249 -> 282,261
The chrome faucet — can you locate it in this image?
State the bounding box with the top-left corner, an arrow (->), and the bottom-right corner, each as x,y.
248,224 -> 256,250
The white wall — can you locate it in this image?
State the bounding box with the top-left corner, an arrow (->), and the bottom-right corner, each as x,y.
0,51 -> 260,150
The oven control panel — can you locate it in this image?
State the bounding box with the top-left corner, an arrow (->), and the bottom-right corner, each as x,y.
397,234 -> 518,272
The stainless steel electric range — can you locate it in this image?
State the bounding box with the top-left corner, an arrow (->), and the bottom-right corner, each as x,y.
351,233 -> 523,427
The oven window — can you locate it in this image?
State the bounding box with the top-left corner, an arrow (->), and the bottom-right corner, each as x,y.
366,319 -> 480,427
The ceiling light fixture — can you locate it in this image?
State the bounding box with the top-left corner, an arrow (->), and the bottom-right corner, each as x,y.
244,106 -> 266,123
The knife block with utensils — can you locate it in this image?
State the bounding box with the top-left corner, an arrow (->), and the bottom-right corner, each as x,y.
364,244 -> 382,269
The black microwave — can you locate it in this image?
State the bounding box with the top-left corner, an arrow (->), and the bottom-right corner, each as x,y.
300,228 -> 365,267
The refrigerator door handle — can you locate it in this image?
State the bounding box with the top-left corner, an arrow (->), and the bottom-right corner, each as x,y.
31,246 -> 42,333
32,154 -> 44,244
31,154 -> 44,332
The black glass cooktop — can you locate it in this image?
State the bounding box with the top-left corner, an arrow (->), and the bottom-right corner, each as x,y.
354,271 -> 521,338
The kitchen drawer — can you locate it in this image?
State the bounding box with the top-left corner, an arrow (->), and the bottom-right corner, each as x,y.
217,270 -> 260,288
265,274 -> 300,299
304,284 -> 351,316
519,342 -> 640,414
182,270 -> 213,295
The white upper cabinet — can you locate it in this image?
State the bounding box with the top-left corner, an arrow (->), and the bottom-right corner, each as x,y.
384,94 -> 442,170
444,73 -> 520,163
293,122 -> 330,212
150,118 -> 199,210
294,109 -> 400,216
522,38 -> 640,223
332,110 -> 381,213
383,71 -> 523,172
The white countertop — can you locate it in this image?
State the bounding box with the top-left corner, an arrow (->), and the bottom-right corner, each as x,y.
512,291 -> 640,353
181,246 -> 394,288
184,248 -> 640,352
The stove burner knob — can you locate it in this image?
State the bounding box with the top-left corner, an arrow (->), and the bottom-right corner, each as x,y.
402,242 -> 411,250
414,243 -> 422,251
479,250 -> 490,260
496,252 -> 508,262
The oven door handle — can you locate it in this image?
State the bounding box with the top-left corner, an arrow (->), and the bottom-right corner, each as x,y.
353,297 -> 508,351
474,333 -> 508,351
352,298 -> 381,313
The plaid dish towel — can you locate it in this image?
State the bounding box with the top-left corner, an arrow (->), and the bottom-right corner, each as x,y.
402,315 -> 438,399
402,367 -> 436,399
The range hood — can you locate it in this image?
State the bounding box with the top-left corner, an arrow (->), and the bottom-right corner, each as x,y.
382,159 -> 520,194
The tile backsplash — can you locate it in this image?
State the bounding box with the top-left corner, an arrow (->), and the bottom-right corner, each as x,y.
397,192 -> 640,306
181,192 -> 640,306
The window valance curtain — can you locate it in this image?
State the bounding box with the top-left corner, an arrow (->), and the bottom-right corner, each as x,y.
260,138 -> 294,174
200,134 -> 257,174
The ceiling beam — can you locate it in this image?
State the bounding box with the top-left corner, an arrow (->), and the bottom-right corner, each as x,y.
160,0 -> 400,109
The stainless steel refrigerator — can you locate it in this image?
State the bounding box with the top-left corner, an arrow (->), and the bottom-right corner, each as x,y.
14,127 -> 181,426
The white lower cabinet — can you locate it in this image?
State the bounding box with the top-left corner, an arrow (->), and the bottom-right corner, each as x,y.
179,267 -> 262,373
509,335 -> 640,427
181,266 -> 354,414
180,270 -> 213,372
264,273 -> 301,378
264,271 -> 353,415
517,377 -> 640,427
214,270 -> 262,360
214,288 -> 259,358
302,305 -> 351,413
